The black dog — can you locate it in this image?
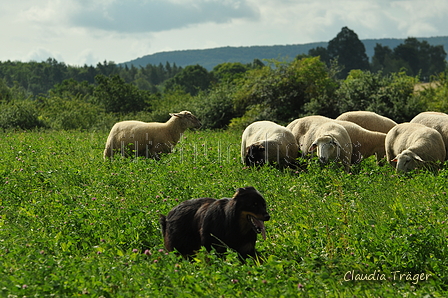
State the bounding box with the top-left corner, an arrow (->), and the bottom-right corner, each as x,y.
159,187 -> 270,259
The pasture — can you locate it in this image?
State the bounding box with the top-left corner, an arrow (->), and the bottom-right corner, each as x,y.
1,129 -> 447,297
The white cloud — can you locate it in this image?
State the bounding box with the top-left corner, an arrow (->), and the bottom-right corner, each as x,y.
25,47 -> 64,63
20,0 -> 259,33
1,0 -> 447,65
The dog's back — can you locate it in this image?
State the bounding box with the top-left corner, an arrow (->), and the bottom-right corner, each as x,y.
161,197 -> 216,255
160,187 -> 270,259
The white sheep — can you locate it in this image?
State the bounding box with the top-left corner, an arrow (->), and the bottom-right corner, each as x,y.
385,122 -> 446,172
410,111 -> 448,159
286,115 -> 332,156
336,111 -> 397,133
241,121 -> 299,168
103,111 -> 201,159
308,122 -> 352,172
333,120 -> 387,164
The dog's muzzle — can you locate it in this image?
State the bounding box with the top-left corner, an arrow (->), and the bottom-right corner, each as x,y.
247,214 -> 270,240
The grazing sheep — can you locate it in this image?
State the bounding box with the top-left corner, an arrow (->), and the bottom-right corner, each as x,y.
410,111 -> 448,159
336,111 -> 397,133
103,111 -> 201,159
286,115 -> 332,156
385,122 -> 446,172
333,120 -> 387,164
241,121 -> 299,168
308,122 -> 352,172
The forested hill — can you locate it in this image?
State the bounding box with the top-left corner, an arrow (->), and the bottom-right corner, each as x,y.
121,36 -> 448,70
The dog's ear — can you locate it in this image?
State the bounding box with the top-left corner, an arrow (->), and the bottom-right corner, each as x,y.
232,186 -> 257,198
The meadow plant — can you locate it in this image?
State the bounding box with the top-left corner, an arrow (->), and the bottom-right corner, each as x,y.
0,130 -> 447,296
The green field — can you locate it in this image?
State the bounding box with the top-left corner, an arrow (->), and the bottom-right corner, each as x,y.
1,129 -> 447,297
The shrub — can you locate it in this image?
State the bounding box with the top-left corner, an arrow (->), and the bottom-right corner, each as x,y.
232,57 -> 338,124
191,83 -> 237,129
336,70 -> 423,122
418,70 -> 448,113
38,95 -> 104,130
0,100 -> 44,130
94,74 -> 150,114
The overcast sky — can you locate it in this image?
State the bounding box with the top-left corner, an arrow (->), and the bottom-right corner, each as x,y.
2,0 -> 447,66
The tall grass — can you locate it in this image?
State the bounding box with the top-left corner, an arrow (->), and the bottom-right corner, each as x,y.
0,129 -> 447,296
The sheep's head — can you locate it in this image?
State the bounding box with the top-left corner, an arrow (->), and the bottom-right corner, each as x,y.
308,135 -> 341,164
392,149 -> 424,172
170,111 -> 202,129
245,143 -> 266,167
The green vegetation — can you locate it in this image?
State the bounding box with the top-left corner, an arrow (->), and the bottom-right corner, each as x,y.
1,26 -> 448,296
1,129 -> 447,296
1,27 -> 447,132
3,54 -> 447,131
1,26 -> 447,297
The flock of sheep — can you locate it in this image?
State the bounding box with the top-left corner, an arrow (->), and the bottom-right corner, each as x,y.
103,110 -> 448,173
242,111 -> 448,173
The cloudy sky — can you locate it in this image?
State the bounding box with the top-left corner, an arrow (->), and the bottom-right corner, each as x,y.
2,0 -> 448,66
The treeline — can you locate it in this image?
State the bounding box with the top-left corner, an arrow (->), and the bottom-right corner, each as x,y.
308,27 -> 447,80
0,59 -> 182,96
0,27 -> 447,131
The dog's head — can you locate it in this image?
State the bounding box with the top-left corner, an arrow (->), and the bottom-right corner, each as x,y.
232,187 -> 270,239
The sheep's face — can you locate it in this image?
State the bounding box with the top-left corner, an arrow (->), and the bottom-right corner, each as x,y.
393,150 -> 424,172
245,143 -> 266,166
309,136 -> 340,164
171,111 -> 202,129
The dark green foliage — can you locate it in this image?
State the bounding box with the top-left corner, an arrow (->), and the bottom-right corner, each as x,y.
308,46 -> 331,66
231,57 -> 339,127
94,74 -> 151,114
50,78 -> 94,97
0,32 -> 447,131
191,83 -> 237,129
38,95 -> 104,130
335,70 -> 424,122
327,27 -> 370,78
0,59 -> 180,98
212,62 -> 249,83
372,38 -> 447,80
416,70 -> 448,113
0,78 -> 12,102
164,65 -> 213,96
147,89 -> 194,122
0,100 -> 44,130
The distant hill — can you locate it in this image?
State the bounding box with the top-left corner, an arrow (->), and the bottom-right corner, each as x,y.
121,36 -> 448,70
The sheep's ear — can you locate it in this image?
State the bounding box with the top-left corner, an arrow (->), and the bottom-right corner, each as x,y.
391,157 -> 398,162
332,138 -> 341,148
413,154 -> 424,162
308,143 -> 317,152
169,112 -> 182,118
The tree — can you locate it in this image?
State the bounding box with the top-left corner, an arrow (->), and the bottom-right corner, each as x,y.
327,27 -> 370,78
0,100 -> 43,130
0,78 -> 12,102
164,65 -> 212,96
372,38 -> 447,80
212,62 -> 249,83
335,70 -> 423,122
231,57 -> 338,127
94,74 -> 150,114
394,38 -> 447,80
308,46 -> 331,66
50,78 -> 94,98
